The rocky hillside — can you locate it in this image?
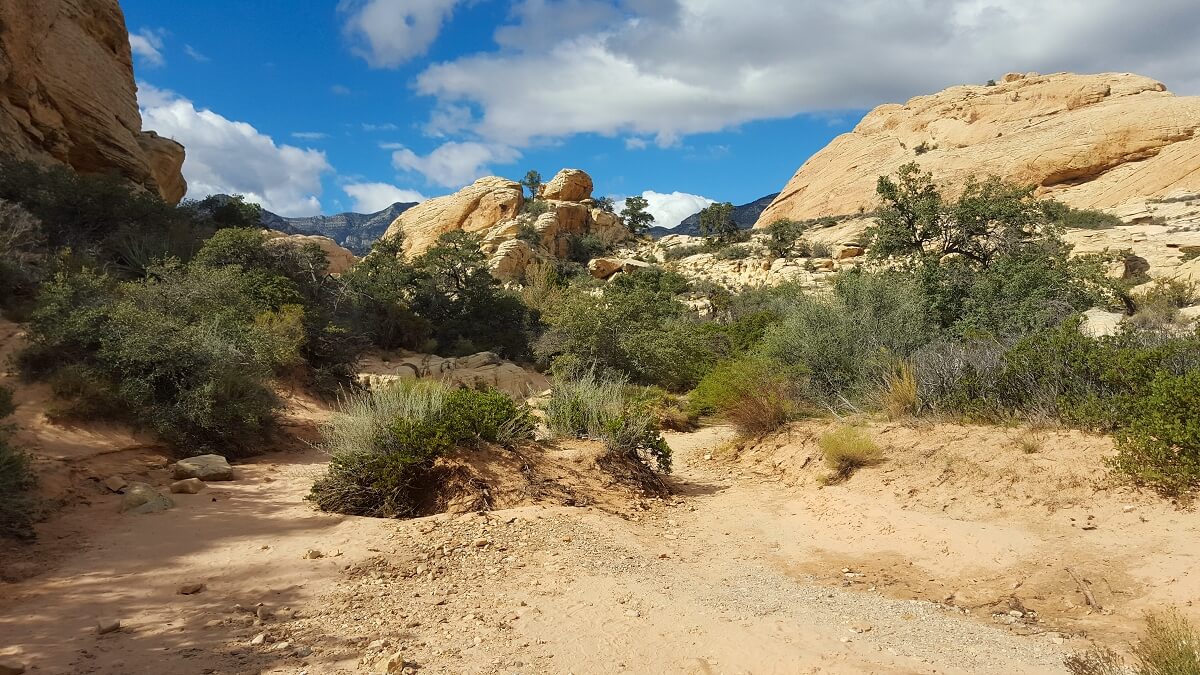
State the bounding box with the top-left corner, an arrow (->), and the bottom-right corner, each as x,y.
382,168 -> 631,281
261,201 -> 415,255
647,192 -> 779,238
756,72 -> 1200,226
0,0 -> 186,203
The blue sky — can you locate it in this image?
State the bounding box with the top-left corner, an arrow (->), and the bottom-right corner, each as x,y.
122,0 -> 1200,224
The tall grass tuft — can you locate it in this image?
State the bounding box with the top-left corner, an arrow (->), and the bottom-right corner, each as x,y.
818,426 -> 883,484
546,370 -> 672,474
880,361 -> 921,420
1066,608 -> 1200,675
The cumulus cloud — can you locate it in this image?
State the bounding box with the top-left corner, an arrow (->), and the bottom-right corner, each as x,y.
340,0 -> 462,68
617,190 -> 714,230
292,131 -> 329,141
343,183 -> 428,212
129,28 -> 167,67
138,83 -> 332,217
402,0 -> 1200,147
391,141 -> 521,188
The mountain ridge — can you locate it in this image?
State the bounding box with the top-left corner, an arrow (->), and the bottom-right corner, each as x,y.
261,202 -> 417,255
647,193 -> 779,238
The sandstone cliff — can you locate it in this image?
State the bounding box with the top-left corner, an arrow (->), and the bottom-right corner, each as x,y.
756,72 -> 1200,226
0,0 -> 186,203
382,168 -> 631,281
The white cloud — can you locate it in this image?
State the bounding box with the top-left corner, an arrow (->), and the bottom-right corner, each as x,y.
184,45 -> 210,63
138,83 -> 332,217
129,28 -> 167,67
379,142 -> 407,150
292,131 -> 329,140
331,84 -> 353,95
391,141 -> 521,188
405,0 -> 1200,147
340,0 -> 462,68
624,137 -> 649,150
616,190 -> 714,230
343,182 -> 427,212
362,123 -> 400,132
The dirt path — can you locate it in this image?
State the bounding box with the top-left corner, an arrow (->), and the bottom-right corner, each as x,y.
1,426 -> 1077,674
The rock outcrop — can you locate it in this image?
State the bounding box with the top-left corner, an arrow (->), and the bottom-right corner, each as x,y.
357,352 -> 550,398
756,72 -> 1200,226
383,169 -> 631,281
0,0 -> 187,203
262,230 -> 358,275
261,200 -> 416,255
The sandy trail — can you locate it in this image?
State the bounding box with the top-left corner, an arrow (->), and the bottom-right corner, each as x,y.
1,424 -> 1083,674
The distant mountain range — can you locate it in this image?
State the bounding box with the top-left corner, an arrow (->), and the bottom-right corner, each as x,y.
646,193 -> 779,238
261,202 -> 416,255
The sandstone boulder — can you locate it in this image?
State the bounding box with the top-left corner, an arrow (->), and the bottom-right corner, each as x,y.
539,168 -> 593,202
587,257 -> 652,280
488,239 -> 535,282
383,176 -> 524,257
263,230 -> 358,274
170,478 -> 206,494
0,0 -> 186,203
120,483 -> 173,514
173,454 -> 234,482
1080,308 -> 1126,338
357,352 -> 549,398
756,72 -> 1200,227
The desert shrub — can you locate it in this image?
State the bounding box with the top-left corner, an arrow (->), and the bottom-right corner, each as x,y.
793,239 -> 814,257
663,244 -> 709,261
546,371 -> 672,473
1066,608 -> 1200,675
515,222 -> 541,247
567,233 -> 608,263
760,271 -> 932,401
19,262 -> 290,454
1112,369 -> 1200,496
1015,429 -> 1046,454
536,267 -> 715,391
715,244 -> 752,261
0,388 -> 36,539
310,382 -> 533,517
523,199 -> 550,217
879,361 -> 921,419
340,236 -> 432,352
0,431 -> 36,539
819,426 -> 883,483
810,241 -> 833,258
1042,201 -> 1123,230
408,231 -> 535,360
688,357 -> 797,435
765,218 -> 805,257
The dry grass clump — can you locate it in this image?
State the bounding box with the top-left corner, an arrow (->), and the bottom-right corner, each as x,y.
818,426 -> 883,484
1015,428 -> 1047,454
880,361 -> 921,420
1065,608 -> 1200,675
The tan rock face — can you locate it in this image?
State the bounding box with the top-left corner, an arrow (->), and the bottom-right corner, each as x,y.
0,0 -> 186,203
382,176 -> 524,257
539,168 -> 593,202
756,72 -> 1200,227
382,169 -> 631,279
263,230 -> 358,275
357,352 -> 550,398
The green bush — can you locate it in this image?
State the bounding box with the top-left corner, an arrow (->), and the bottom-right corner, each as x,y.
1113,369 -> 1200,496
688,357 -> 797,435
663,244 -> 709,261
715,244 -> 753,261
760,271 -> 932,400
1042,201 -> 1123,230
819,426 -> 883,483
546,371 -> 671,473
310,381 -> 534,517
536,268 -> 715,391
765,218 -> 805,257
810,241 -> 833,258
567,233 -> 608,263
1,386 -> 36,539
1066,608 -> 1200,675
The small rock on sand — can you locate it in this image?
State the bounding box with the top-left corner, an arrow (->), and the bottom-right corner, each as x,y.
96,618 -> 121,634
376,651 -> 407,674
170,478 -> 206,494
103,476 -> 128,493
177,582 -> 205,595
0,661 -> 28,675
172,454 -> 234,481
303,549 -> 324,559
119,483 -> 173,514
